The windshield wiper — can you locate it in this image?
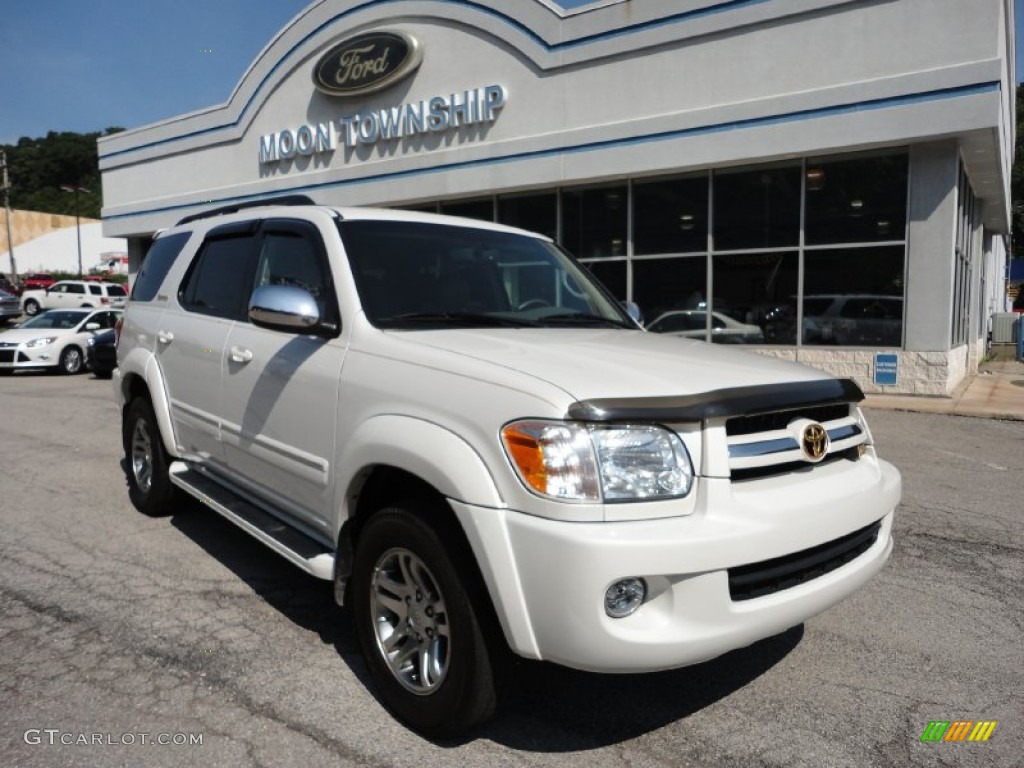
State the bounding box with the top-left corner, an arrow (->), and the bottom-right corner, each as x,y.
381,311 -> 540,328
537,312 -> 633,328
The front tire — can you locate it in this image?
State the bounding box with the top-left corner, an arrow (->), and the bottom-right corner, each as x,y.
123,397 -> 180,516
352,506 -> 501,735
58,346 -> 84,374
23,299 -> 40,316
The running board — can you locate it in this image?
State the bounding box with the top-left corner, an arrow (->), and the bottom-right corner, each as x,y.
168,462 -> 335,580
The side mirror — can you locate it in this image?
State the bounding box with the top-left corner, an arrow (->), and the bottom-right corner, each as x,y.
84,322 -> 100,331
248,285 -> 321,333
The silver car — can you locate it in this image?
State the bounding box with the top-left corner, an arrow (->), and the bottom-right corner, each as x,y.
0,289 -> 21,324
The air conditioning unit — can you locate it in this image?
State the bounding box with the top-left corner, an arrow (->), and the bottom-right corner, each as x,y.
991,313 -> 1018,343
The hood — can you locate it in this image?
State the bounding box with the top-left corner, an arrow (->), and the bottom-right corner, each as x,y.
0,326 -> 80,343
392,327 -> 831,403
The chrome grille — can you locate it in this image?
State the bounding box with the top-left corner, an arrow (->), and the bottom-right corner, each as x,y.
726,405 -> 867,475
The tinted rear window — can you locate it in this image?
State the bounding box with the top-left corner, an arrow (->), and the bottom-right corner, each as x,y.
132,232 -> 191,302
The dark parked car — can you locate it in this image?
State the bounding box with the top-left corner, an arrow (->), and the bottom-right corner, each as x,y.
86,328 -> 117,378
0,274 -> 20,296
0,289 -> 21,324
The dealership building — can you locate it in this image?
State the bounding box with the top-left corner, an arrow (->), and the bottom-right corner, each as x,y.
99,0 -> 1016,395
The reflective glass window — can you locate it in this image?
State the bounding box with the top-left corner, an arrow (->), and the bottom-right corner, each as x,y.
562,185 -> 628,259
804,152 -> 908,244
180,234 -> 258,320
633,175 -> 708,255
133,233 -> 190,302
582,259 -> 627,301
713,164 -> 801,250
633,256 -> 707,328
497,192 -> 557,241
440,198 -> 494,222
711,252 -> 798,344
802,246 -> 904,346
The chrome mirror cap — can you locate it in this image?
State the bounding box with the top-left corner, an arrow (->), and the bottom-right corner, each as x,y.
248,285 -> 320,331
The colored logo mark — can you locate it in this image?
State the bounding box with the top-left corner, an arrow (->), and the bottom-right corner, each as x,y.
920,721 -> 997,742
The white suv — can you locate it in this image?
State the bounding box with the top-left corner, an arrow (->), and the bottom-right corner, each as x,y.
114,198 -> 900,735
21,280 -> 127,316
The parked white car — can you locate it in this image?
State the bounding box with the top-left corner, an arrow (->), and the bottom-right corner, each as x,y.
20,280 -> 127,317
115,198 -> 900,735
647,309 -> 765,344
0,308 -> 122,374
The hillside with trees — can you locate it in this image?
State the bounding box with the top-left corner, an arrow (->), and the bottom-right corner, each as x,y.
1,128 -> 122,220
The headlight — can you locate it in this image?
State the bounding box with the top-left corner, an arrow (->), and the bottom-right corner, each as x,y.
501,420 -> 694,502
25,336 -> 57,348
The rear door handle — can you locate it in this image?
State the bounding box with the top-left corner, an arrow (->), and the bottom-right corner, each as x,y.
157,330 -> 174,344
229,346 -> 253,363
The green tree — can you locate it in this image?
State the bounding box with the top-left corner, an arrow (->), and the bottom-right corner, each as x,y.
0,127 -> 122,220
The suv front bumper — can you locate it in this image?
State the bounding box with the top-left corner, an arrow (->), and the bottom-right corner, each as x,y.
453,457 -> 900,673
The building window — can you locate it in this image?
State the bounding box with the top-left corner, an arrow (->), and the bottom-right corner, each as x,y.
802,246 -> 905,346
952,163 -> 978,347
405,148 -> 909,346
584,260 -> 627,301
440,198 -> 494,221
633,256 -> 707,325
562,184 -> 628,259
804,152 -> 909,244
633,175 -> 708,255
713,163 -> 801,251
498,192 -> 557,241
713,252 -> 798,345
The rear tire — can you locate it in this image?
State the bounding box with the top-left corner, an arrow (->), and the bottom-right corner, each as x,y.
351,505 -> 502,736
123,397 -> 180,516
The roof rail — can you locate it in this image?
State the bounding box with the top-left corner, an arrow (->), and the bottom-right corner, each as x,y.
175,195 -> 318,226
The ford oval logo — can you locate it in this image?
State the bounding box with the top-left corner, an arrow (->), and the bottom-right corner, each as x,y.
312,31 -> 422,97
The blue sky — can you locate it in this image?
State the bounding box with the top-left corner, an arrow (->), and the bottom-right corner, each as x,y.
0,0 -> 1020,145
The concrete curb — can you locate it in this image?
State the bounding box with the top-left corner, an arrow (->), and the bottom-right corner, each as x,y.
863,360 -> 1024,421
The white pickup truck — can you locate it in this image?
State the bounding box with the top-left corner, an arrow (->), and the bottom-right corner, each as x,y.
114,198 -> 900,735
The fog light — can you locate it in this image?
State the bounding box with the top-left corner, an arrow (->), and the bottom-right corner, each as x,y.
604,578 -> 647,618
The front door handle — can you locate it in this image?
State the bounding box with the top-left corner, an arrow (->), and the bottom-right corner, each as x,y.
157,330 -> 174,345
229,346 -> 253,363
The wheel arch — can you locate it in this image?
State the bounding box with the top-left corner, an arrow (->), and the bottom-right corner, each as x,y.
118,351 -> 179,459
337,464 -> 514,666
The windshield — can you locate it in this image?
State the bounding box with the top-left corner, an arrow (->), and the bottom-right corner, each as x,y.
338,219 -> 633,329
18,311 -> 88,330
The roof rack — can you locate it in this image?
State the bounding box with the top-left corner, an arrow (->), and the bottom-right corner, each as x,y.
175,194 -> 318,226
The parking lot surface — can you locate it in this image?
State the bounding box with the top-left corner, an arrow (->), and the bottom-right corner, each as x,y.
1,373 -> 1021,767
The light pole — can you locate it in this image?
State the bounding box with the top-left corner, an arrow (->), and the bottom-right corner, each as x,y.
61,185 -> 89,278
1,151 -> 16,279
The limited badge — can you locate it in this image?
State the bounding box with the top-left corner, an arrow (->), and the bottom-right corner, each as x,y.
800,423 -> 830,462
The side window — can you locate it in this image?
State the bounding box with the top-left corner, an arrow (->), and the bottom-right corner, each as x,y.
88,284 -> 102,295
67,283 -> 86,294
253,221 -> 338,329
133,232 -> 191,302
179,228 -> 259,320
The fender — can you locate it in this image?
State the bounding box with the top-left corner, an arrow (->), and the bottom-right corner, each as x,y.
336,413 -> 505,525
118,347 -> 180,460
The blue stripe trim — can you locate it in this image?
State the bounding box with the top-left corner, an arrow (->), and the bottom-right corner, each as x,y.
104,81 -> 999,222
99,0 -> 781,161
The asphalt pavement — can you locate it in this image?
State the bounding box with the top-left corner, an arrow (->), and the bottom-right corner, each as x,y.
0,372 -> 1020,767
